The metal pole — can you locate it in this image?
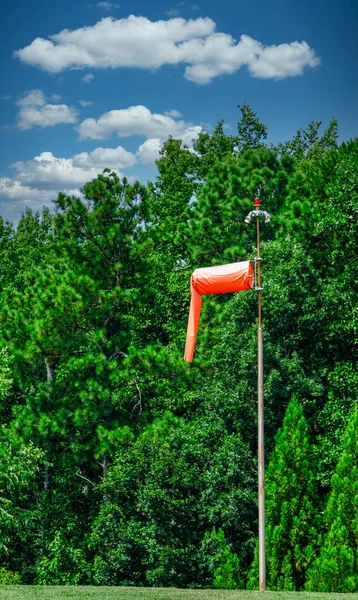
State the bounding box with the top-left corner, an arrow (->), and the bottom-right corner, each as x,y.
244,198 -> 270,591
256,211 -> 266,591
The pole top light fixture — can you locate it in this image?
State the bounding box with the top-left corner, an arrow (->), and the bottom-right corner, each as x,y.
245,197 -> 271,225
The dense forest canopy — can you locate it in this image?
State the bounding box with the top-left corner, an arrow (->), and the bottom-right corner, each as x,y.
0,104 -> 357,590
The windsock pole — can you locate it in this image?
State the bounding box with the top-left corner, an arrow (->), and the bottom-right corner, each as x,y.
245,197 -> 271,591
256,201 -> 265,592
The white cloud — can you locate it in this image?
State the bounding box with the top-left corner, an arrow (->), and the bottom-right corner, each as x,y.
14,15 -> 320,84
77,104 -> 202,142
0,100 -> 204,222
98,1 -> 120,9
180,125 -> 202,146
247,40 -> 319,79
0,177 -> 56,204
16,89 -> 78,130
10,150 -> 129,190
0,177 -> 83,225
81,73 -> 95,83
0,146 -> 134,220
79,100 -> 93,107
0,146 -> 138,223
137,139 -> 162,165
0,122 -> 200,222
73,146 -> 136,169
0,94 -> 12,101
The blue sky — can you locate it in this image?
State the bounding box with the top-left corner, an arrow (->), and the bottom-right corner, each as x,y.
0,0 -> 357,224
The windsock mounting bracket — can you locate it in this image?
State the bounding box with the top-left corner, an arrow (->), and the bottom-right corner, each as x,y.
254,257 -> 263,291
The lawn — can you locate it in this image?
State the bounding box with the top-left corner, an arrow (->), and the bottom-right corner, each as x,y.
1,588 -> 358,600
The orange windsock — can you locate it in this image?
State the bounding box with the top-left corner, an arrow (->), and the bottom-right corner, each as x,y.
184,260 -> 253,362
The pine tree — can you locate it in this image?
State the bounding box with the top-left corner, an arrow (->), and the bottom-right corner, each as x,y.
200,527 -> 244,590
188,145 -> 293,266
247,397 -> 320,590
236,103 -> 268,150
305,409 -> 358,592
213,548 -> 243,590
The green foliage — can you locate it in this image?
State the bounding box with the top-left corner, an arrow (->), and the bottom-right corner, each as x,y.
314,363 -> 358,486
236,103 -> 268,151
305,409 -> 358,592
0,426 -> 43,566
35,531 -> 88,585
0,107 -> 356,589
0,348 -> 13,425
0,566 -> 21,584
89,413 -> 255,587
188,146 -> 297,265
213,551 -> 242,590
194,121 -> 236,179
204,528 -> 243,590
248,397 -> 320,590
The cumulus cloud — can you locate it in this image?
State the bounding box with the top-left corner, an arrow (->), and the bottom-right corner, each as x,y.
81,73 -> 95,83
16,89 -> 78,130
11,152 -> 101,190
3,106 -> 199,214
10,149 -> 132,190
137,139 -> 162,165
8,140 -> 182,196
0,146 -> 140,223
0,178 -> 55,204
77,104 -> 202,142
0,121 -> 200,222
73,146 -> 136,169
0,149 -> 123,223
247,40 -> 319,78
0,177 -> 80,225
79,100 -> 93,107
14,15 -> 320,84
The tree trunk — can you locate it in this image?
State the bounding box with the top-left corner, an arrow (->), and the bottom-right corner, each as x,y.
103,452 -> 109,473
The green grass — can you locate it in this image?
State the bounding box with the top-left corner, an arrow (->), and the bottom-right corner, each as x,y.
1,588 -> 358,600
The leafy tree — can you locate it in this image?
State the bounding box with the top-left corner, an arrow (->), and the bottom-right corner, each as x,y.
236,103 -> 268,151
35,531 -> 88,585
276,121 -> 322,161
89,413 -> 256,587
0,567 -> 22,584
0,217 -> 15,289
0,171 -> 173,581
0,106 -> 357,587
188,146 -> 296,265
0,426 -> 43,574
150,137 -> 198,259
315,363 -> 358,487
194,121 -> 236,179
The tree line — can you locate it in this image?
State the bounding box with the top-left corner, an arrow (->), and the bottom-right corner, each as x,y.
0,104 -> 357,590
